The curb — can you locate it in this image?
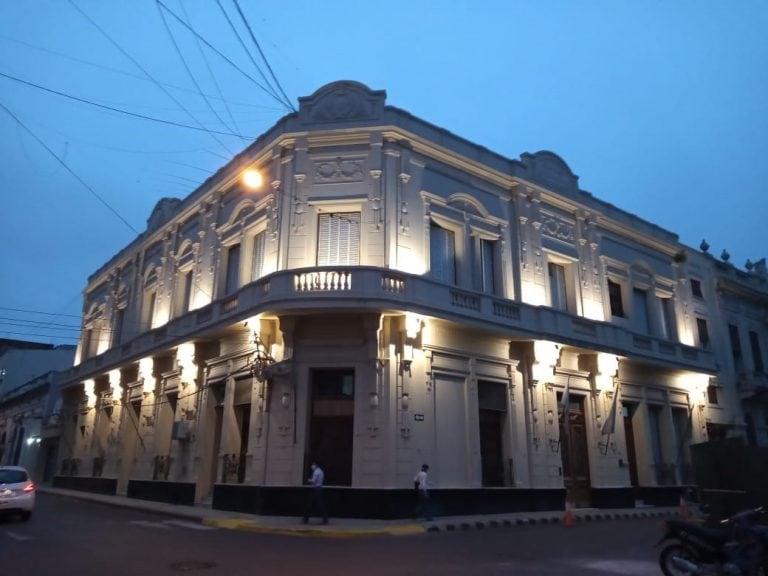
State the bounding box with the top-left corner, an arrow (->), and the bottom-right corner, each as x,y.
425,508 -> 678,533
202,517 -> 426,538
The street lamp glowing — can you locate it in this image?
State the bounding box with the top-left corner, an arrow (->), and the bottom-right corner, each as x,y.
242,169 -> 263,189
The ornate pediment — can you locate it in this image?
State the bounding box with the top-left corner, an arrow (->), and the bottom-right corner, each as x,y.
147,197 -> 182,232
298,81 -> 386,125
519,151 -> 579,196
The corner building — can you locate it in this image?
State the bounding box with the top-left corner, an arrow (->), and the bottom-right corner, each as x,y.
55,81 -> 733,517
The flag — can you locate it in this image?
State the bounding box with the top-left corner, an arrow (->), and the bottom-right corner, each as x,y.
601,381 -> 620,436
559,377 -> 570,413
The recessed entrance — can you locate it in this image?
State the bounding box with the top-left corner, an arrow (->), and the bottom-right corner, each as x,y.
558,393 -> 591,507
307,368 -> 354,486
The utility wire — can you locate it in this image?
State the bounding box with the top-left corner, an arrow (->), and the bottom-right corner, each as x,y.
0,34 -> 281,110
233,0 -> 295,112
0,100 -> 140,235
0,71 -> 254,138
215,0 -> 280,104
155,3 -> 239,141
155,0 -> 292,111
179,1 -> 247,144
67,0 -> 237,156
0,307 -> 81,319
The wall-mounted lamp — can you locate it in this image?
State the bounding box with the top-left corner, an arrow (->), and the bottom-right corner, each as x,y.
369,392 -> 379,409
532,407 -> 539,424
401,392 -> 410,411
250,333 -> 275,382
281,392 -> 291,409
546,409 -> 555,427
400,342 -> 414,376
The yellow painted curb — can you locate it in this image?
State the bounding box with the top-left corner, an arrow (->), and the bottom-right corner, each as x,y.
202,518 -> 425,538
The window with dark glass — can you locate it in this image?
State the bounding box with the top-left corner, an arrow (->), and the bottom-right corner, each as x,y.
729,324 -> 743,369
707,384 -> 719,405
548,262 -> 569,312
143,291 -> 156,330
608,279 -> 625,318
632,288 -> 650,333
430,221 -> 456,284
224,243 -> 241,295
659,297 -> 676,340
696,317 -> 710,349
749,331 -> 764,373
690,279 -> 703,299
112,307 -> 125,347
480,239 -> 496,294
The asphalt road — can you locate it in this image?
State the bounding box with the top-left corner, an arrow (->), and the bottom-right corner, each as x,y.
0,494 -> 665,576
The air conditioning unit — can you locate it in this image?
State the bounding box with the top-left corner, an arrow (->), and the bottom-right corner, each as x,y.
172,420 -> 190,440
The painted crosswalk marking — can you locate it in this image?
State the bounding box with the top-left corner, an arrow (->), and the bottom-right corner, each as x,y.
5,531 -> 33,541
128,519 -> 217,531
163,519 -> 217,531
129,520 -> 172,529
574,559 -> 659,575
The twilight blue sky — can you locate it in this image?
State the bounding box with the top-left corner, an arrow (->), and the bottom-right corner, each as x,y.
1,1 -> 766,346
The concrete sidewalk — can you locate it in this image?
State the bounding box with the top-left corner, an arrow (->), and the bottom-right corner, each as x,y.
38,486 -> 678,538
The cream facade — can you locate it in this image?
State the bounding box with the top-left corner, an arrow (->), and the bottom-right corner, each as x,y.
52,82 -> 757,516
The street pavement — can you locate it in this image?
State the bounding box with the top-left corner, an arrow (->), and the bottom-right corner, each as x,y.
37,485 -> 678,538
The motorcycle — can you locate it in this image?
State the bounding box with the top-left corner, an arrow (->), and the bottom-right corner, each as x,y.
658,506 -> 767,576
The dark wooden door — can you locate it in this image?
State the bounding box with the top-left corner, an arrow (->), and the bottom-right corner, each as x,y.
479,409 -> 505,486
559,395 -> 591,507
308,368 -> 354,486
623,403 -> 639,487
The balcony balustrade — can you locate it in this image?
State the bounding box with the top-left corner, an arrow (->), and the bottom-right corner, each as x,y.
62,266 -> 716,385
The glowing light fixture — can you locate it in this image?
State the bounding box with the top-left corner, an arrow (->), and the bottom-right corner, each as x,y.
242,169 -> 263,190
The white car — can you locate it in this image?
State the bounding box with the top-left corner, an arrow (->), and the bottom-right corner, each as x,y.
0,466 -> 35,521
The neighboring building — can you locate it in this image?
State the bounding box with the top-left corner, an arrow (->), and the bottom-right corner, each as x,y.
0,341 -> 76,478
711,257 -> 768,446
52,81 -> 761,517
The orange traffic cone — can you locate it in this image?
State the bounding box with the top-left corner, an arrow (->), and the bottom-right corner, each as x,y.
563,498 -> 575,527
679,495 -> 689,520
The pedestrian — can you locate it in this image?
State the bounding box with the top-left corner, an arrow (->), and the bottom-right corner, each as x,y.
413,463 -> 432,521
302,462 -> 328,525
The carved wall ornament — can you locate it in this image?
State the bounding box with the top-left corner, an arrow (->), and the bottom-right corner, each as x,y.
314,158 -> 365,183
540,214 -> 575,243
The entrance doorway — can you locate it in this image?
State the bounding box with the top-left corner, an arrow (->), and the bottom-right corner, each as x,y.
307,368 -> 354,486
558,394 -> 591,507
478,380 -> 507,486
623,403 -> 639,487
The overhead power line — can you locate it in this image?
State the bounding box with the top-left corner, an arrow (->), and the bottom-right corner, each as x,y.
0,100 -> 140,235
67,0 -> 237,156
215,0 -> 281,105
0,34 -> 282,110
155,3 -> 239,144
0,307 -> 81,318
0,71 -> 255,138
232,0 -> 295,113
155,0 -> 293,112
179,2 -> 246,143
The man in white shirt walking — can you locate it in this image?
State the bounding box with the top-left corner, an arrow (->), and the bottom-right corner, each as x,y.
413,464 -> 432,521
302,462 -> 328,525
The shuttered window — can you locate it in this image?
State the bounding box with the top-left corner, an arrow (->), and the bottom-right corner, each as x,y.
430,222 -> 456,284
317,212 -> 360,266
251,231 -> 266,281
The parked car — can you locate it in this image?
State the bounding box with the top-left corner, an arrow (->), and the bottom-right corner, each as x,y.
0,466 -> 35,521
